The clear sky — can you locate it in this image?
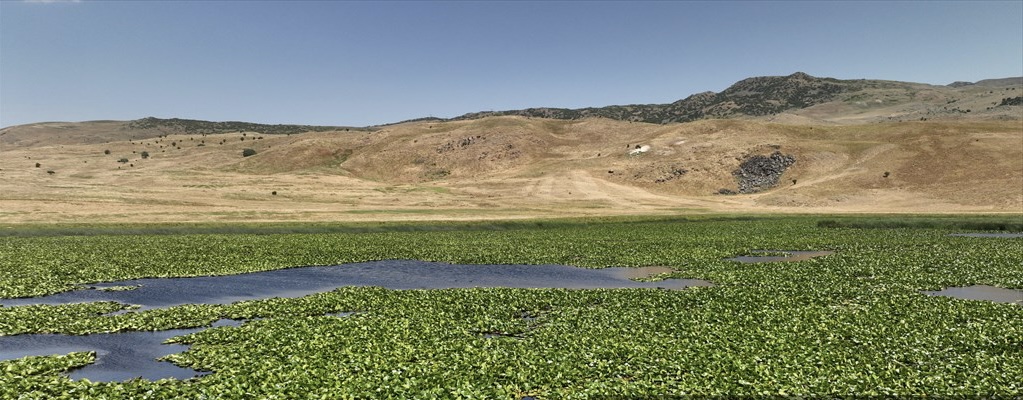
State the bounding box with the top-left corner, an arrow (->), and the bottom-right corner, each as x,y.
2,1 -> 1021,128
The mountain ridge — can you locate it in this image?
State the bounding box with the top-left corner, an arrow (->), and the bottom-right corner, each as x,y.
3,72 -> 1020,131
440,72 -> 1022,125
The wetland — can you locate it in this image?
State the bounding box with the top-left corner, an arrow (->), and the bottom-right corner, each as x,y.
0,216 -> 1020,398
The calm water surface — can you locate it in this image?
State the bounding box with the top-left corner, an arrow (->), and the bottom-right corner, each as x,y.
0,261 -> 711,382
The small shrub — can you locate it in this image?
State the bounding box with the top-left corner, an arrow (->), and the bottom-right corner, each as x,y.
46,170 -> 55,175
104,149 -> 111,155
35,163 -> 41,168
271,191 -> 277,196
118,158 -> 129,163
141,151 -> 149,159
817,220 -> 840,228
242,148 -> 257,157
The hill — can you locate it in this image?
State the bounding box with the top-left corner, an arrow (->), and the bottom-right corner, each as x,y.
449,73 -> 1023,125
0,118 -> 367,149
1,72 -> 1020,223
1,115 -> 1020,223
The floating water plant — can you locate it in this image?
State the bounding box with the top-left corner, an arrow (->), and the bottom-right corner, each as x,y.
0,216 -> 1020,397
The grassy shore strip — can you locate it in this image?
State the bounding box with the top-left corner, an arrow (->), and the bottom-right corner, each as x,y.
817,214 -> 1023,231
0,215 -> 757,237
2,213 -> 1020,237
1,215 -> 1021,398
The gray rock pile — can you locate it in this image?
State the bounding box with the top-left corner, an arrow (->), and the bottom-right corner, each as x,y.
654,167 -> 688,183
437,135 -> 484,153
733,151 -> 796,193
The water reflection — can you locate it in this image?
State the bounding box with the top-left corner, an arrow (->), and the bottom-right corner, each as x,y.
0,319 -> 243,381
923,285 -> 1023,305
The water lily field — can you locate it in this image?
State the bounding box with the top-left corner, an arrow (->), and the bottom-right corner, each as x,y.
1,215 -> 1020,398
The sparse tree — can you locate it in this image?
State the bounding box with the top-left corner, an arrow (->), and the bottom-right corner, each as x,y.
242,148 -> 257,157
141,151 -> 150,159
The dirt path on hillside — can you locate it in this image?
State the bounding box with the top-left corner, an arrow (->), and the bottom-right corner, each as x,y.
520,170 -> 726,212
793,143 -> 898,188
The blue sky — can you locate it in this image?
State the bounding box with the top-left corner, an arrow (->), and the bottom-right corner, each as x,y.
2,1 -> 1021,128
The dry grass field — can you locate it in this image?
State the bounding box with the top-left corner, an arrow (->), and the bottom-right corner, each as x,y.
2,115 -> 1020,224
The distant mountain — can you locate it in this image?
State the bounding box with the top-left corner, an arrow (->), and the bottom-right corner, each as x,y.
951,77 -> 1023,87
3,73 -> 1020,136
449,72 -> 1022,124
127,117 -> 361,135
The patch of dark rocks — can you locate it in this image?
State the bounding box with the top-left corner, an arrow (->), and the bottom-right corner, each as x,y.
437,135 -> 484,153
720,151 -> 796,194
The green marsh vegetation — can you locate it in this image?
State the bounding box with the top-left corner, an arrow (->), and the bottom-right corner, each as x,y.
0,215 -> 1020,398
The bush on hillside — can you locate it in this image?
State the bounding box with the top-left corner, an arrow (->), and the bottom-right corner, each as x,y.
1000,96 -> 1023,106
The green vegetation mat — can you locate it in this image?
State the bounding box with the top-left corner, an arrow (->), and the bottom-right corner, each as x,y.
1,215 -> 1021,398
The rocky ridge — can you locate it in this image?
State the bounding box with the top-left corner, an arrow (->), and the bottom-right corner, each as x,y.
445,73 -> 1023,126
452,72 -> 875,124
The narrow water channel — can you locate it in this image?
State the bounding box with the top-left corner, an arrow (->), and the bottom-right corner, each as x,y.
725,250 -> 835,263
0,260 -> 712,310
949,233 -> 1023,238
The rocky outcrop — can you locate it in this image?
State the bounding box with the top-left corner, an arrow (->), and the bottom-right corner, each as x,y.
733,151 -> 796,194
654,167 -> 688,183
436,135 -> 484,153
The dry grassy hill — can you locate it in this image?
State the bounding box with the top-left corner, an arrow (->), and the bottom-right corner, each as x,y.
1,113 -> 1020,223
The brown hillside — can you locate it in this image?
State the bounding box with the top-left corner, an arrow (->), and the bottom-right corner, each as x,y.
1,116 -> 1019,223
